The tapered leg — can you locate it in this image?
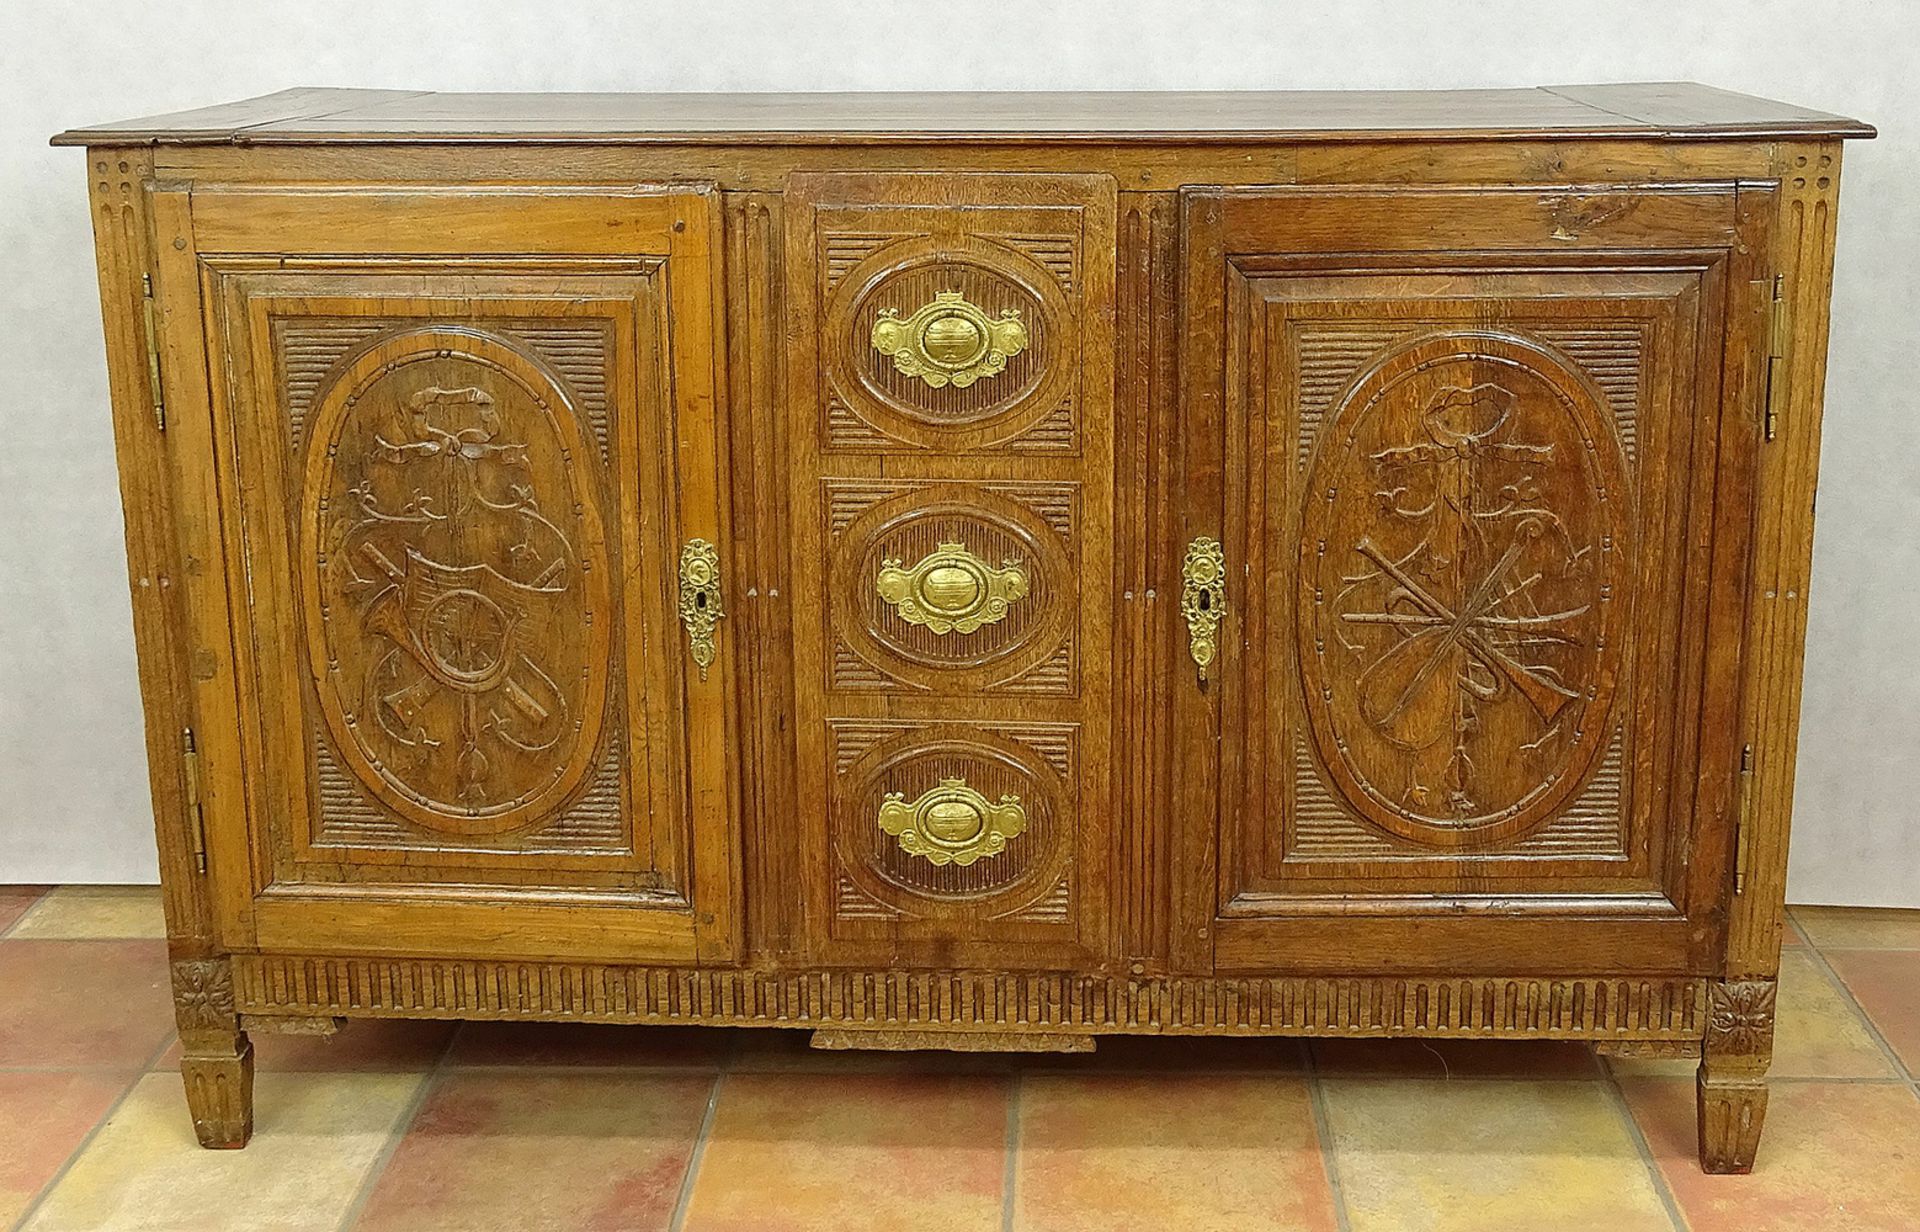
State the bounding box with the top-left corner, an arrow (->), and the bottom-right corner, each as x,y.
171,959 -> 254,1149
1697,979 -> 1776,1173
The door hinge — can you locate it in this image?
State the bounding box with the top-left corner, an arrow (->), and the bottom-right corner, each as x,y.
181,727 -> 207,874
141,273 -> 166,432
1761,274 -> 1787,443
1734,743 -> 1755,894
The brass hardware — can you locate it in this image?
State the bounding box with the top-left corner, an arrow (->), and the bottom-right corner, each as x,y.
871,290 -> 1029,389
875,541 -> 1029,634
181,728 -> 207,874
1763,274 -> 1786,442
1735,743 -> 1755,894
142,274 -> 166,431
678,538 -> 724,681
877,777 -> 1027,866
1181,537 -> 1227,683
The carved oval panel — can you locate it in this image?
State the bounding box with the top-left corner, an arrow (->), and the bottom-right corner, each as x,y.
830,484 -> 1075,692
825,235 -> 1076,449
300,327 -> 613,835
1298,332 -> 1632,846
833,725 -> 1072,919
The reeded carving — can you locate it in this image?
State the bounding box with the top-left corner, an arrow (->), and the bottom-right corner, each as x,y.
235,956 -> 1706,1040
875,541 -> 1029,635
872,290 -> 1030,389
1299,333 -> 1629,846
878,776 -> 1028,866
302,328 -> 611,834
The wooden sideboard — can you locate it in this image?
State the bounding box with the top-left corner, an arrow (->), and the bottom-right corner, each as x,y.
56,84 -> 1872,1170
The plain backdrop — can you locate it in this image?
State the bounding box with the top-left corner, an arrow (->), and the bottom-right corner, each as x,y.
0,0 -> 1913,905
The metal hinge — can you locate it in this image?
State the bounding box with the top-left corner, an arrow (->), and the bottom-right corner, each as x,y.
1734,743 -> 1755,894
1761,274 -> 1787,443
141,274 -> 166,432
181,728 -> 207,874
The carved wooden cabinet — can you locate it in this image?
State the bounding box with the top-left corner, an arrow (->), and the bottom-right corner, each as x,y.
57,84 -> 1870,1171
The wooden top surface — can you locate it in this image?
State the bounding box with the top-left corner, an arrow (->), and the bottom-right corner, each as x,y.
52,83 -> 1873,146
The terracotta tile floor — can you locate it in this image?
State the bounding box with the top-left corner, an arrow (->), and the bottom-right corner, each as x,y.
2,889 -> 1917,1231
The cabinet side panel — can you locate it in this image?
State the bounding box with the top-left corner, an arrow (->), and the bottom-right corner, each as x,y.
82,153 -> 225,954
1727,144 -> 1847,977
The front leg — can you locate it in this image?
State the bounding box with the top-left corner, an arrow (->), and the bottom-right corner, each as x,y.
171,958 -> 254,1149
1697,978 -> 1776,1173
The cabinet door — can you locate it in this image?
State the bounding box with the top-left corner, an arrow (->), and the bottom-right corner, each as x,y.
168,185 -> 737,963
785,173 -> 1116,967
1174,185 -> 1768,974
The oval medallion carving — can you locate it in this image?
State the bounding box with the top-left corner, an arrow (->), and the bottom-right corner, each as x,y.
300,328 -> 612,834
834,725 -> 1072,917
831,484 -> 1074,691
824,235 -> 1077,449
1298,332 -> 1631,846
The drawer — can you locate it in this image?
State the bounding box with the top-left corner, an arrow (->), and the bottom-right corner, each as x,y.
786,171 -> 1113,457
785,173 -> 1116,964
823,478 -> 1079,696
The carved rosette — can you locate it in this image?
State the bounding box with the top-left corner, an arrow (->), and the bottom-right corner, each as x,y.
171,959 -> 237,1032
1706,980 -> 1778,1057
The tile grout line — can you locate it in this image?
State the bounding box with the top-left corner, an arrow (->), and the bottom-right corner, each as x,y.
1000,1069 -> 1023,1232
1799,932 -> 1917,1084
333,1019 -> 462,1232
1598,1057 -> 1690,1232
668,1032 -> 735,1232
1303,1045 -> 1355,1232
8,1028 -> 177,1232
0,889 -> 52,941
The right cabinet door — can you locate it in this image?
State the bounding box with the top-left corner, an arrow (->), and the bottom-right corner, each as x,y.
1174,184 -> 1769,974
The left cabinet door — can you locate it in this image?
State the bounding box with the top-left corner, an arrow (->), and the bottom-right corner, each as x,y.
155,184 -> 738,963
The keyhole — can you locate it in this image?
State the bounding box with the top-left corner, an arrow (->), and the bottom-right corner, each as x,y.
1198,589 -> 1211,612
695,592 -> 707,611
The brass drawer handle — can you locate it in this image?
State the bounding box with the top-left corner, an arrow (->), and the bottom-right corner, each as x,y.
678,538 -> 724,680
875,541 -> 1029,635
871,290 -> 1029,389
1182,537 -> 1226,683
878,777 -> 1027,866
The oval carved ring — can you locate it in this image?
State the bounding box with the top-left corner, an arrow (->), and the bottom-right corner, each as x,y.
1298,330 -> 1631,847
300,327 -> 612,836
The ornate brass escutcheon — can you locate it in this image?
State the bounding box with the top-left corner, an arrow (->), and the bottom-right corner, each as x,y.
871,290 -> 1030,389
678,538 -> 724,680
875,541 -> 1029,635
1181,537 -> 1227,683
877,777 -> 1028,866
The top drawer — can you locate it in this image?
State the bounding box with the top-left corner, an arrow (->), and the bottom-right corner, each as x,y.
785,172 -> 1115,458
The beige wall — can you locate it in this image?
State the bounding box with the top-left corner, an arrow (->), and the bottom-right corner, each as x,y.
1,0 -> 1912,903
